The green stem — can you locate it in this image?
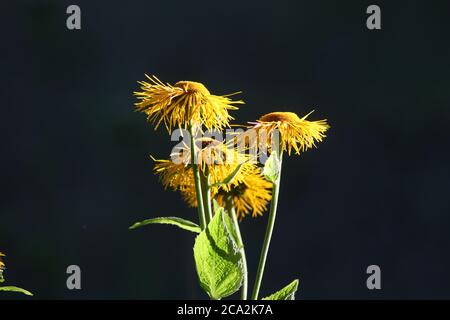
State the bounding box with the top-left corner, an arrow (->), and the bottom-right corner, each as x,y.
226,196 -> 248,300
200,168 -> 213,224
189,124 -> 207,230
251,150 -> 283,300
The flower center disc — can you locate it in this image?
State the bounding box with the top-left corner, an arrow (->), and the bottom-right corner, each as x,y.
259,112 -> 301,123
174,81 -> 210,95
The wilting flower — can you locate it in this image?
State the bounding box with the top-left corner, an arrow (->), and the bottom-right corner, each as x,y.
179,165 -> 272,219
171,138 -> 248,173
178,182 -> 218,208
153,155 -> 250,193
134,75 -> 244,133
215,167 -> 273,219
154,138 -> 250,191
0,252 -> 5,270
249,111 -> 329,155
153,159 -> 192,191
152,137 -> 272,218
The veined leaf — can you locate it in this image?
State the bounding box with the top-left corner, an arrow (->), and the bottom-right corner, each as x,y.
129,216 -> 201,233
210,163 -> 245,187
193,209 -> 244,300
263,153 -> 280,183
0,286 -> 33,296
215,199 -> 243,250
262,279 -> 299,300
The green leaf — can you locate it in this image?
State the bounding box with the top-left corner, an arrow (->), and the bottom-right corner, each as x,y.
263,153 -> 280,183
262,279 -> 299,300
0,286 -> 33,296
129,216 -> 201,233
193,209 -> 244,300
210,163 -> 245,187
212,199 -> 222,215
212,200 -> 242,249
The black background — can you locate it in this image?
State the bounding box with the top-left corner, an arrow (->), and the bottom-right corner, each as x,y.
1,0 -> 450,299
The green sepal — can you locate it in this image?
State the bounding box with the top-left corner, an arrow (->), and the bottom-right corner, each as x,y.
262,153 -> 280,183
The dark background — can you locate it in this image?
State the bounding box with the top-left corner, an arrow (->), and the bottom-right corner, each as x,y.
1,0 -> 449,299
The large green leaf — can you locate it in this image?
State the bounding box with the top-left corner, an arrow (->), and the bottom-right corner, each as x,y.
0,286 -> 33,296
193,207 -> 244,300
129,216 -> 201,233
262,279 -> 299,300
262,153 -> 280,183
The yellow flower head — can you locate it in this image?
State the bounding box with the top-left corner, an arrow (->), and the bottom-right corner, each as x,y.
215,167 -> 273,219
154,138 -> 266,216
249,111 -> 330,155
171,138 -> 248,175
155,137 -> 250,190
0,252 -> 5,270
153,159 -> 193,191
153,152 -> 251,193
134,75 -> 244,133
179,182 -> 216,208
180,165 -> 272,219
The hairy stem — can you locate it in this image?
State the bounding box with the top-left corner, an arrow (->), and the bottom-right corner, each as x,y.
251,150 -> 283,300
200,168 -> 213,224
189,124 -> 207,230
226,196 -> 248,300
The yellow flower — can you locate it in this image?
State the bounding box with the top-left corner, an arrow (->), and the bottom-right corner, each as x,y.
0,252 -> 5,270
153,156 -> 250,193
134,75 -> 244,132
179,183 -> 216,208
180,165 -> 272,219
153,138 -> 272,218
249,111 -> 330,155
154,138 -> 250,192
153,159 -> 191,190
215,167 -> 273,219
